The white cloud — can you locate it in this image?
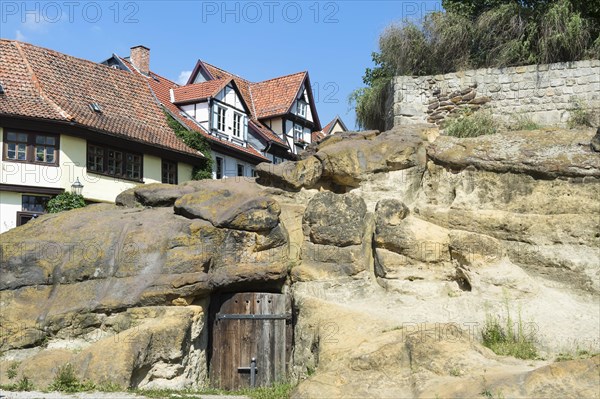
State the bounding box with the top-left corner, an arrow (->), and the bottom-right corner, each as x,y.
15,30 -> 27,41
177,70 -> 192,85
22,11 -> 51,32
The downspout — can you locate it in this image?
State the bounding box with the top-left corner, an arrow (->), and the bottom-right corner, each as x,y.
264,141 -> 272,159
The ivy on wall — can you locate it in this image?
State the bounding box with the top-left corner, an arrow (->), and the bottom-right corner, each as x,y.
165,111 -> 214,180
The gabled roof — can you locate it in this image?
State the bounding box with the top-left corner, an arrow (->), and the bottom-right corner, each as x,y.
0,40 -> 204,159
115,55 -> 268,162
193,61 -> 256,116
188,60 -> 321,130
171,78 -> 232,104
250,71 -> 307,119
322,115 -> 349,135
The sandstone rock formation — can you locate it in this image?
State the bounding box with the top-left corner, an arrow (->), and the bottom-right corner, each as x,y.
1,126 -> 599,398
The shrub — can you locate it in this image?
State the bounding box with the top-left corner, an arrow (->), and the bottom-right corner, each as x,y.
46,192 -> 86,213
537,0 -> 591,64
48,363 -> 95,393
481,304 -> 537,360
16,376 -> 34,391
444,110 -> 498,138
349,79 -> 391,131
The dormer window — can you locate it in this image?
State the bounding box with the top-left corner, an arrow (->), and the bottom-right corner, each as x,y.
297,100 -> 307,118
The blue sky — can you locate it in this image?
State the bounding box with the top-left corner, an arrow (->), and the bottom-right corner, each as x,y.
1,1 -> 442,128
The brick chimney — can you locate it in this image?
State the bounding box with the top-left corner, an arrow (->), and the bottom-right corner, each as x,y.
130,45 -> 150,75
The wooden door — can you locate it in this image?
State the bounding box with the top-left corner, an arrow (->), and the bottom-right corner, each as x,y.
209,292 -> 292,390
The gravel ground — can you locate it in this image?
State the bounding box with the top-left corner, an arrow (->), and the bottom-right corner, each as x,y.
0,392 -> 249,399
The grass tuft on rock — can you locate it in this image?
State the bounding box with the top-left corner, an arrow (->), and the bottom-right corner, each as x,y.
47,363 -> 96,393
567,98 -> 593,128
481,306 -> 538,360
509,114 -> 541,131
444,110 -> 498,138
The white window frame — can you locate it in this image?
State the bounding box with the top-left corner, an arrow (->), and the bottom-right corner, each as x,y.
233,112 -> 242,138
297,100 -> 307,118
293,124 -> 303,142
216,106 -> 226,132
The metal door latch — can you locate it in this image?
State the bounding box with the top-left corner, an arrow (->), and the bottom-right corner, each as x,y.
237,357 -> 258,387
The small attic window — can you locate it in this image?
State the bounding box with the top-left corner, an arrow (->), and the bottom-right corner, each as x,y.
89,103 -> 102,113
0,83 -> 5,95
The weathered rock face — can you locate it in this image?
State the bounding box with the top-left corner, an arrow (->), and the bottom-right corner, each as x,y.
255,156 -> 323,191
290,192 -> 371,282
0,179 -> 288,389
256,125 -> 431,190
591,127 -> 600,152
1,126 -> 599,398
427,128 -> 600,179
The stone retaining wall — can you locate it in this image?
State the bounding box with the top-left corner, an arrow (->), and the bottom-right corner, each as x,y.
389,60 -> 600,128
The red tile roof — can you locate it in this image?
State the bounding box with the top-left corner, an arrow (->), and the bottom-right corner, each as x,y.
0,40 -> 204,158
199,61 -> 312,130
117,57 -> 268,162
201,62 -> 256,116
171,78 -> 231,104
311,130 -> 325,143
250,72 -> 307,119
321,119 -> 335,135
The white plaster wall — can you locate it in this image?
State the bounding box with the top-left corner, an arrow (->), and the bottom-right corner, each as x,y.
0,128 -> 197,232
181,102 -> 210,128
212,150 -> 257,179
0,191 -> 22,233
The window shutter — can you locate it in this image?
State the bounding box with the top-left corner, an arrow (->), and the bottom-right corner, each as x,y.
243,115 -> 248,140
212,106 -> 218,130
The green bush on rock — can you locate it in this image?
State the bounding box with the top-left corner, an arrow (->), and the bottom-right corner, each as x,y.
46,192 -> 86,213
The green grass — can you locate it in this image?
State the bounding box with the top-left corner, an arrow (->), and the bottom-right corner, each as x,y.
567,98 -> 593,128
444,110 -> 498,138
1,360 -> 295,399
509,114 -> 541,131
6,361 -> 19,380
481,305 -> 538,360
555,349 -> 599,362
135,382 -> 295,399
0,376 -> 35,392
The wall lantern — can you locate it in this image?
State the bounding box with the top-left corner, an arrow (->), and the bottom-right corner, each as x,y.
71,178 -> 84,195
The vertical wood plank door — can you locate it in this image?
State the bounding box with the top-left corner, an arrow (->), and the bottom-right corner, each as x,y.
209,292 -> 292,390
